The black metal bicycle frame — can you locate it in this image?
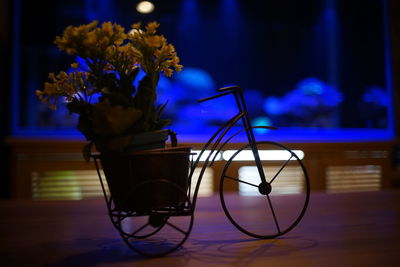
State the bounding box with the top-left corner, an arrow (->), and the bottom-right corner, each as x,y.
94,86 -> 274,215
189,86 -> 270,210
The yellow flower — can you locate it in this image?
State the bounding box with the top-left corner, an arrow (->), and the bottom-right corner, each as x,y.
93,102 -> 143,135
44,82 -> 57,95
64,48 -> 74,55
144,35 -> 162,47
35,90 -> 44,99
83,32 -> 97,46
163,68 -> 173,77
57,71 -> 68,80
38,20 -> 183,129
114,37 -> 124,46
131,22 -> 142,30
145,21 -> 160,34
101,21 -> 113,35
164,43 -> 175,55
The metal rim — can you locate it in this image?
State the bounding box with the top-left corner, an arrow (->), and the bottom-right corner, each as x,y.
111,179 -> 194,257
219,141 -> 310,239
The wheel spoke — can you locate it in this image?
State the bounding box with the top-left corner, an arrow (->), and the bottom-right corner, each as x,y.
132,222 -> 150,235
166,221 -> 187,235
224,175 -> 258,188
220,141 -> 310,239
266,195 -> 281,234
269,154 -> 293,184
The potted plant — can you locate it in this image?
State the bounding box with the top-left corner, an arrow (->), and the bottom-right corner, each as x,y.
36,20 -> 190,211
36,20 -> 182,159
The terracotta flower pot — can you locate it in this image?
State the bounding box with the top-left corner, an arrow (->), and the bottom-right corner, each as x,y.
99,147 -> 192,212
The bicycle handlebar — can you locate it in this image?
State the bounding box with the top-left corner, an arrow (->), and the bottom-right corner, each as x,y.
198,91 -> 232,103
198,86 -> 241,103
218,85 -> 241,92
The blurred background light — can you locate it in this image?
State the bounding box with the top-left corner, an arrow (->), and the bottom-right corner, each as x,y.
192,150 -> 222,162
9,0 -> 394,141
136,1 -> 154,14
223,150 -> 305,161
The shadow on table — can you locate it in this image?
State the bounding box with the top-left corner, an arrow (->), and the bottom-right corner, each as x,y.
1,236 -> 318,266
175,235 -> 319,266
1,238 -> 144,266
49,239 -> 145,266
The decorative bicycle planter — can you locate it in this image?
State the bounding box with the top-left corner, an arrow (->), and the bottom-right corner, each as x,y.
93,85 -> 310,257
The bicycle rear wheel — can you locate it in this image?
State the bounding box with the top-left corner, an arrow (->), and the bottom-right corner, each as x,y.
220,141 -> 310,238
109,180 -> 194,257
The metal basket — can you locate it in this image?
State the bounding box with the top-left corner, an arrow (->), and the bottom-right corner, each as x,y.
97,147 -> 192,212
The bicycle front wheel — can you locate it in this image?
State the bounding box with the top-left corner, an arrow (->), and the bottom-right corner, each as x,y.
220,141 -> 310,238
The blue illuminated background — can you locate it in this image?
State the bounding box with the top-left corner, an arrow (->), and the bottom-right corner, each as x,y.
10,0 -> 395,142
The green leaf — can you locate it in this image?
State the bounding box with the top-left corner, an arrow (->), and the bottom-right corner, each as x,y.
77,108 -> 95,140
92,103 -> 143,135
157,100 -> 169,116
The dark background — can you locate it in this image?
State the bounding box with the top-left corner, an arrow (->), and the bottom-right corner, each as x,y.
12,0 -> 390,130
1,0 -> 400,198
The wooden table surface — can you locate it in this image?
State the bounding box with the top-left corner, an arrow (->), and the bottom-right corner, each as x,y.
0,190 -> 399,266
